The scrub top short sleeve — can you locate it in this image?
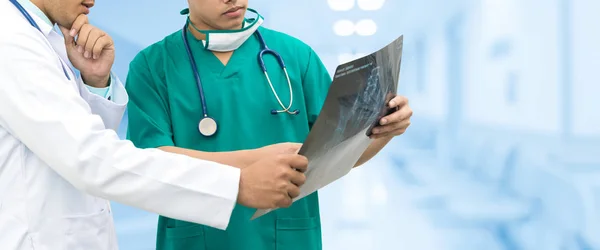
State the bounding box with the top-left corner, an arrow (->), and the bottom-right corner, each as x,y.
301,49 -> 332,128
125,53 -> 175,149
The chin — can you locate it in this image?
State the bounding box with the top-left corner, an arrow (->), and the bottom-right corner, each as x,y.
56,19 -> 72,29
218,21 -> 244,30
62,14 -> 80,28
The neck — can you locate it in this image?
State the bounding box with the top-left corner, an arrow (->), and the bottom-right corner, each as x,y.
188,23 -> 207,41
187,15 -> 212,40
28,0 -> 56,24
187,16 -> 244,41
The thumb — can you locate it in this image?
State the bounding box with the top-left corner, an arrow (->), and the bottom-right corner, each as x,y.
285,143 -> 302,154
58,26 -> 75,47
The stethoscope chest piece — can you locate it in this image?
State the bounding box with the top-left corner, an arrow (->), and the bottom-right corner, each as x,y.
198,117 -> 218,137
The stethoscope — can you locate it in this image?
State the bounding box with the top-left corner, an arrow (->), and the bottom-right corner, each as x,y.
181,22 -> 299,137
9,0 -> 72,80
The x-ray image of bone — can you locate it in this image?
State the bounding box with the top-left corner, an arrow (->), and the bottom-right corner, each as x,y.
328,66 -> 387,146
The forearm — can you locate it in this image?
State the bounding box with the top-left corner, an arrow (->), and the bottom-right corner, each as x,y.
159,146 -> 253,169
354,136 -> 394,167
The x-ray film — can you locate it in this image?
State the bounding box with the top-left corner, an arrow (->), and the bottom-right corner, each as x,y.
252,35 -> 404,220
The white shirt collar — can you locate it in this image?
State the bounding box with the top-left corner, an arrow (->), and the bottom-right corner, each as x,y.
17,0 -> 54,36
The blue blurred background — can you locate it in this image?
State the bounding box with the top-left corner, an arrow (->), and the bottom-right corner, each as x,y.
88,0 -> 600,249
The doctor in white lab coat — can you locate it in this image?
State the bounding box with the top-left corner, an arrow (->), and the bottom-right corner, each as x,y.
0,0 -> 309,249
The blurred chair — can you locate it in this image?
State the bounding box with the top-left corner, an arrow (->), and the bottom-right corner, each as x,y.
545,141 -> 600,249
395,142 -> 542,250
506,154 -> 585,250
385,116 -> 444,188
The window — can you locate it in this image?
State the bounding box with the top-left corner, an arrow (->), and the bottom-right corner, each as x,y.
415,37 -> 426,93
505,71 -> 519,104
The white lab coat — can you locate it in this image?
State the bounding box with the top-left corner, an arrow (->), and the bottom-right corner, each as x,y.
0,2 -> 241,250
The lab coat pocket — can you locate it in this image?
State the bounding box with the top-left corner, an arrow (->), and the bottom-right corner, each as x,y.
276,217 -> 322,250
165,223 -> 207,250
64,208 -> 112,250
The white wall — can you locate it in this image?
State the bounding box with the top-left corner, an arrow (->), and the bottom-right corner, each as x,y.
464,0 -> 561,133
571,0 -> 600,136
404,29 -> 449,120
394,0 -> 470,122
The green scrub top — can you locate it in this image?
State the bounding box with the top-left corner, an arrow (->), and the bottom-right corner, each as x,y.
125,25 -> 332,250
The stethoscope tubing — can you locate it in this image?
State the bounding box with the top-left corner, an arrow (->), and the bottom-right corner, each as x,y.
182,25 -> 210,118
181,22 -> 298,117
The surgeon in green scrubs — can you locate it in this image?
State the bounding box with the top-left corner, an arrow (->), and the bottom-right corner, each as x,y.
125,0 -> 413,249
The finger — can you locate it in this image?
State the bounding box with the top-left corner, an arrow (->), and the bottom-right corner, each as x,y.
379,105 -> 412,126
287,185 -> 300,199
372,120 -> 411,136
85,29 -> 105,59
58,26 -> 74,46
370,128 -> 406,139
75,24 -> 93,54
286,143 -> 302,154
285,155 -> 308,172
288,170 -> 306,186
69,14 -> 89,37
388,95 -> 408,109
91,35 -> 113,60
276,194 -> 292,208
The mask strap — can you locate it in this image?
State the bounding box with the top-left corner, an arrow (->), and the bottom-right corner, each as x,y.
187,16 -> 208,35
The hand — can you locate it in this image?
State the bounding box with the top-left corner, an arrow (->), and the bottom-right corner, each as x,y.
255,142 -> 302,157
239,142 -> 302,168
237,154 -> 308,209
370,95 -> 412,139
58,14 -> 115,88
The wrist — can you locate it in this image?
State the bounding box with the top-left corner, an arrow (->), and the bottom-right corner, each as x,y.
82,73 -> 111,88
238,149 -> 259,168
223,150 -> 255,169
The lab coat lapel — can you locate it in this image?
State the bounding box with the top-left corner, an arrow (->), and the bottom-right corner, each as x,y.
46,29 -> 79,91
47,30 -> 68,63
47,30 -> 75,74
21,6 -> 77,86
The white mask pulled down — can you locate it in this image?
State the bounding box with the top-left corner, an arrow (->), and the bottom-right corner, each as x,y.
183,8 -> 264,52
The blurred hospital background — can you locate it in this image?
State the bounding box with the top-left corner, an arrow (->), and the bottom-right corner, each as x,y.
88,0 -> 600,249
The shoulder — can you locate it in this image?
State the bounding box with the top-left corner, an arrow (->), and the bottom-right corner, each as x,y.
126,30 -> 184,91
256,27 -> 324,76
0,1 -> 40,46
257,27 -> 309,48
257,27 -> 316,57
129,30 -> 184,71
0,4 -> 58,66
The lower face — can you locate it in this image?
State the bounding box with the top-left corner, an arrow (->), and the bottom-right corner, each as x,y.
50,0 -> 90,28
212,8 -> 247,30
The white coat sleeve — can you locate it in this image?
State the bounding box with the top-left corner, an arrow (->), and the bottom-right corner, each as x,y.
77,73 -> 127,132
0,30 -> 240,231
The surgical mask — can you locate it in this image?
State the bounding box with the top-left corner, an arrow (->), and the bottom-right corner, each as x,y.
181,8 -> 264,52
